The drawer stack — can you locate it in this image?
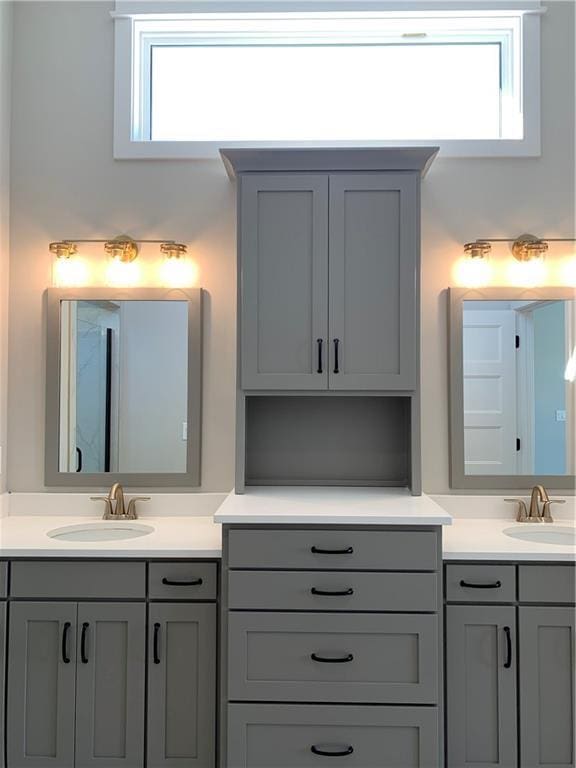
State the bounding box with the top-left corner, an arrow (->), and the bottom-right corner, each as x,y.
223,526 -> 443,768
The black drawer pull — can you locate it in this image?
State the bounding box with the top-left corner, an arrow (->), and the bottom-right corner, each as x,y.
311,653 -> 354,664
311,546 -> 353,555
61,622 -> 71,664
460,579 -> 502,589
153,622 -> 161,664
80,622 -> 89,664
311,746 -> 354,757
333,338 -> 340,374
161,577 -> 203,587
503,626 -> 512,669
317,338 -> 323,374
311,587 -> 354,597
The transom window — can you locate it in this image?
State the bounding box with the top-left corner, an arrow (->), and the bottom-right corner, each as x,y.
113,2 -> 543,158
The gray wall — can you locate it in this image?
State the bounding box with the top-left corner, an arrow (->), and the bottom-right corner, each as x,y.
0,1 -> 11,494
6,1 -> 576,493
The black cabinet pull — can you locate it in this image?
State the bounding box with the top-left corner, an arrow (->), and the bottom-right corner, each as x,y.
153,622 -> 161,664
80,622 -> 89,664
333,338 -> 340,373
503,626 -> 512,668
161,577 -> 203,587
311,587 -> 354,597
311,745 -> 354,757
317,339 -> 323,374
311,653 -> 354,664
76,447 -> 82,473
61,622 -> 71,664
459,579 -> 502,589
311,546 -> 353,555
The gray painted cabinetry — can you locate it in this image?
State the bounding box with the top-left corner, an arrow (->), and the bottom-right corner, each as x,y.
222,525 -> 443,768
445,563 -> 575,768
2,560 -> 218,768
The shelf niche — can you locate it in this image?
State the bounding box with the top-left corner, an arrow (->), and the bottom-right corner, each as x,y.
244,395 -> 412,488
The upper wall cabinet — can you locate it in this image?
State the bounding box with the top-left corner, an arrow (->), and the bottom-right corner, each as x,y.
227,148 -> 437,391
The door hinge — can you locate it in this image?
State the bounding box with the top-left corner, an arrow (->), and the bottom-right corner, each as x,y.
515,335 -> 520,349
516,438 -> 521,451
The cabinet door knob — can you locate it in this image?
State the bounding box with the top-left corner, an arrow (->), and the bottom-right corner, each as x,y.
311,653 -> 354,664
333,338 -> 340,374
311,587 -> 354,597
316,339 -> 323,374
61,622 -> 71,664
311,546 -> 353,555
161,577 -> 203,587
80,622 -> 89,664
311,745 -> 354,757
459,580 -> 502,589
503,626 -> 512,669
153,623 -> 161,664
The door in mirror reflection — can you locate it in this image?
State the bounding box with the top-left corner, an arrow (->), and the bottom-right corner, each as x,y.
462,299 -> 575,476
59,300 -> 188,473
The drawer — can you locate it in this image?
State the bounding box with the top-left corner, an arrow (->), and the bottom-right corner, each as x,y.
149,562 -> 217,600
519,565 -> 575,604
229,571 -> 438,612
445,564 -> 516,603
10,561 -> 146,599
228,529 -> 439,571
227,704 -> 440,768
0,562 -> 7,598
228,612 -> 438,704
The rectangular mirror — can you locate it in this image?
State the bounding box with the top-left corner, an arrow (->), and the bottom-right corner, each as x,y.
449,287 -> 575,490
45,288 -> 202,486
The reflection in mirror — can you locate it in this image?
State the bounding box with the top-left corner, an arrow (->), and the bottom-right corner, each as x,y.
462,299 -> 575,476
58,300 -> 188,474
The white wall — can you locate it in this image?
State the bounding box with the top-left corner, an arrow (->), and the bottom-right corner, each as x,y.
0,1 -> 12,496
6,1 -> 575,493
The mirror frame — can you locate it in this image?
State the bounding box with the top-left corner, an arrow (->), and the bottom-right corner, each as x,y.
449,286 -> 575,490
45,287 -> 202,487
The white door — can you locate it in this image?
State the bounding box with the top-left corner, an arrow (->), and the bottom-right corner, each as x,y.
463,310 -> 518,475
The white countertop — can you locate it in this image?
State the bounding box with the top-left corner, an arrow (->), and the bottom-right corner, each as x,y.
214,487 -> 453,525
443,517 -> 575,561
0,515 -> 222,558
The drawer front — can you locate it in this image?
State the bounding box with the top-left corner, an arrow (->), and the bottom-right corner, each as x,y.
228,529 -> 439,571
0,562 -> 7,598
519,565 -> 575,604
229,571 -> 438,612
227,704 -> 440,768
10,561 -> 146,599
149,562 -> 217,600
228,612 -> 438,704
445,564 -> 516,603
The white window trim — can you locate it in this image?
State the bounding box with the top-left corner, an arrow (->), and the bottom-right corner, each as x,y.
113,1 -> 543,159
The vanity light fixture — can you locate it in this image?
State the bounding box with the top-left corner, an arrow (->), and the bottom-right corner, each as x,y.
460,234 -> 576,287
50,241 -> 89,287
105,235 -> 141,287
159,242 -> 197,287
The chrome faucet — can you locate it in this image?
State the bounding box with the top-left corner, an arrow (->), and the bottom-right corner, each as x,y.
91,482 -> 150,520
505,484 -> 565,523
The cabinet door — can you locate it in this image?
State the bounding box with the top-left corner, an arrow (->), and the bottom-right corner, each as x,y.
329,173 -> 418,390
148,603 -> 217,768
7,602 -> 77,768
240,173 -> 329,389
0,602 -> 5,768
446,605 -> 517,768
74,603 -> 146,768
519,607 -> 575,768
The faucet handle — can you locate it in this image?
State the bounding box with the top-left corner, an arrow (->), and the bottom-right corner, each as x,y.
504,498 -> 529,523
541,499 -> 565,523
126,497 -> 150,520
90,496 -> 114,519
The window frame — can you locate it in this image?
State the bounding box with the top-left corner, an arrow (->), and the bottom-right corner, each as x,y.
113,1 -> 543,159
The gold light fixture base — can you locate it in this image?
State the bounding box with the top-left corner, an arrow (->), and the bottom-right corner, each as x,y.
160,242 -> 188,259
49,241 -> 78,259
464,241 -> 491,259
512,234 -> 548,262
104,235 -> 139,263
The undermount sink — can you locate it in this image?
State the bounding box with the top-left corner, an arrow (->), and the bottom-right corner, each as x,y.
47,522 -> 155,542
503,525 -> 576,546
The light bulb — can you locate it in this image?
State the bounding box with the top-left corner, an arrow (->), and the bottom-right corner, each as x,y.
106,258 -> 140,287
53,256 -> 89,287
454,256 -> 492,287
160,257 -> 198,287
560,258 -> 576,287
507,257 -> 547,287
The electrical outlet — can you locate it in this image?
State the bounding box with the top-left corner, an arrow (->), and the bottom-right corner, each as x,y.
182,421 -> 188,440
556,410 -> 567,422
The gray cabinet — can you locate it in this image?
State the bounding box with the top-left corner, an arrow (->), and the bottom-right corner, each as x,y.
239,172 -> 419,391
240,174 -> 329,390
519,606 -> 575,768
445,605 -> 517,768
74,603 -> 146,768
7,602 -> 78,768
147,603 -> 217,768
0,600 -> 6,768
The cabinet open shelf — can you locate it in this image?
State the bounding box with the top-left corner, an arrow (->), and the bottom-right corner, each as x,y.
244,395 -> 412,488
